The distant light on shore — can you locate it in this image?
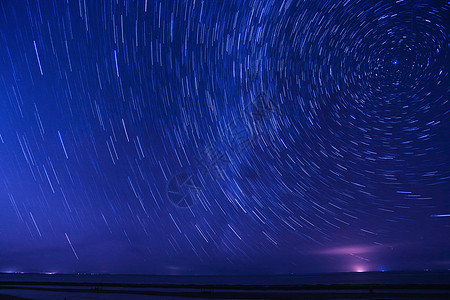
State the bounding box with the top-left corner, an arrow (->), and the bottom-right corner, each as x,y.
354,266 -> 368,273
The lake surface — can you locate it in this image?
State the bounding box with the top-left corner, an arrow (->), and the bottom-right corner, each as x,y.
1,270 -> 450,285
0,271 -> 449,299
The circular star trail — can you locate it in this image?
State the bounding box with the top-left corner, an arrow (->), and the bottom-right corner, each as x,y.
0,0 -> 448,273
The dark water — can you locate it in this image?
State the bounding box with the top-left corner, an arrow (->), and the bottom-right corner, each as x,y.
0,271 -> 449,300
1,270 -> 449,285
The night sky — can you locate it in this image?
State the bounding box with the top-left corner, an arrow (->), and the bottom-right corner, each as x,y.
0,0 -> 449,275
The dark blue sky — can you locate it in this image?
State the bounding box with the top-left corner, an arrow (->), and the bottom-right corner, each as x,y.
0,0 -> 449,275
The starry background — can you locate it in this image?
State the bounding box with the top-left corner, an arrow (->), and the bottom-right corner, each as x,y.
0,0 -> 449,275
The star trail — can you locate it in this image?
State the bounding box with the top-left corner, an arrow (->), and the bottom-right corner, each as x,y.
0,0 -> 449,275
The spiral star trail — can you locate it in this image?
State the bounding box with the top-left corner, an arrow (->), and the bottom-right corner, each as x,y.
0,0 -> 448,274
